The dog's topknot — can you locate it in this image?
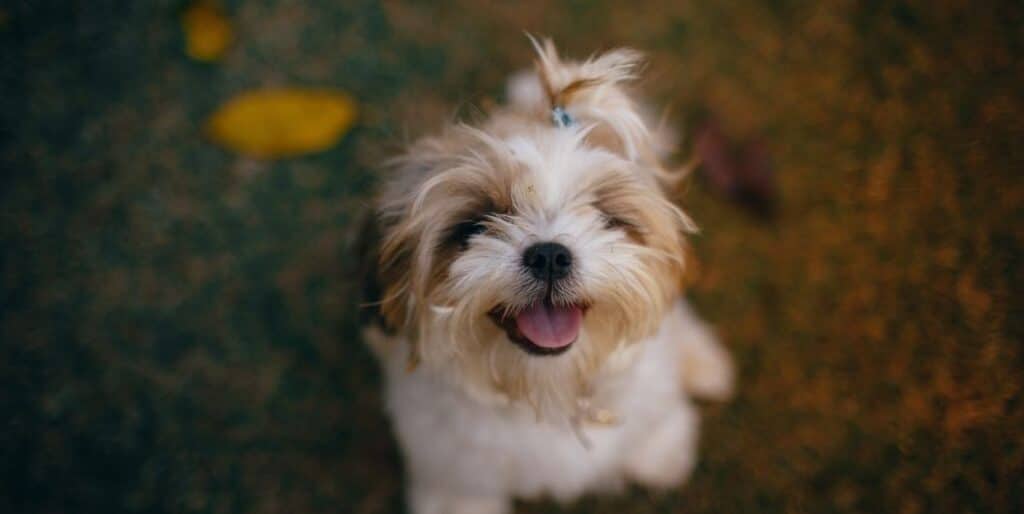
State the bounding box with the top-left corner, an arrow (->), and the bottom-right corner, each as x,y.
529,36 -> 644,108
508,36 -> 681,182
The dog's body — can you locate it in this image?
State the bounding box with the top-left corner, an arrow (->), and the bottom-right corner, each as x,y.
361,40 -> 733,514
368,301 -> 731,514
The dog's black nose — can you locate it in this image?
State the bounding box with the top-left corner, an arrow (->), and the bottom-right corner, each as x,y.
523,242 -> 573,282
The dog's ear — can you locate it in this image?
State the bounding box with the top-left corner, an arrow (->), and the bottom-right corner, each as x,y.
371,139 -> 461,335
375,212 -> 417,332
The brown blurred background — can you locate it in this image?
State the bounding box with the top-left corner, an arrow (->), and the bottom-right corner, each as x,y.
1,1 -> 1021,513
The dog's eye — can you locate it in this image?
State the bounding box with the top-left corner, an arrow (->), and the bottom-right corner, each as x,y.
449,218 -> 487,248
601,212 -> 646,243
603,214 -> 636,232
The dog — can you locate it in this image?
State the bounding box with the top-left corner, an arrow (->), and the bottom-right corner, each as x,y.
358,38 -> 734,514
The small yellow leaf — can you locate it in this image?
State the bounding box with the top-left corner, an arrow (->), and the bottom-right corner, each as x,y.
206,89 -> 358,158
181,1 -> 232,62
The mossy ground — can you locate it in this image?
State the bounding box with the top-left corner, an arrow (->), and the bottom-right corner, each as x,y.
2,1 -> 1021,513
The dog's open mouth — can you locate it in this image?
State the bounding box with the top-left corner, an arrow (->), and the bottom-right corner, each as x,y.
489,302 -> 585,356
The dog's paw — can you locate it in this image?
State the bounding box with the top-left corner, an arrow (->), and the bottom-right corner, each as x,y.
680,329 -> 735,402
623,403 -> 699,489
673,301 -> 735,402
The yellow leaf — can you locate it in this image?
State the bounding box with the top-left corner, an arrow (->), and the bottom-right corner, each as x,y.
181,1 -> 232,62
206,89 -> 358,158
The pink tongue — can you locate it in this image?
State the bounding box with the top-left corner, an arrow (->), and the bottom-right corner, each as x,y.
515,303 -> 583,348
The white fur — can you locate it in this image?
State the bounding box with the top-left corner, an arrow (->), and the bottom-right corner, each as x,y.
375,300 -> 731,514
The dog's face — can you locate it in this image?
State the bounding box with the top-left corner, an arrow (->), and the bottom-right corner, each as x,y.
376,125 -> 692,415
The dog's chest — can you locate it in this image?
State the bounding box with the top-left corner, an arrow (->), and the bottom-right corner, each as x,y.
383,331 -> 684,499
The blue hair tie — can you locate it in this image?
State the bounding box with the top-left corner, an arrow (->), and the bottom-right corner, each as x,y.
552,106 -> 574,128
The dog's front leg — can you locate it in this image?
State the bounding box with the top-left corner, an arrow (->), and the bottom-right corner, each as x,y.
672,300 -> 735,401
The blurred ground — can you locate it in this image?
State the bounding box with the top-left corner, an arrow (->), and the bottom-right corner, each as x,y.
2,1 -> 1022,513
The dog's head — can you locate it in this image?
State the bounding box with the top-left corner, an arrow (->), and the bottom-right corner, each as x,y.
370,40 -> 694,416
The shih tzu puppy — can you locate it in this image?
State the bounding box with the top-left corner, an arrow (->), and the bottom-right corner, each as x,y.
359,38 -> 734,514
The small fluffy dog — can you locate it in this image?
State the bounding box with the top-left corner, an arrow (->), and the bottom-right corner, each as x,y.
359,39 -> 734,514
